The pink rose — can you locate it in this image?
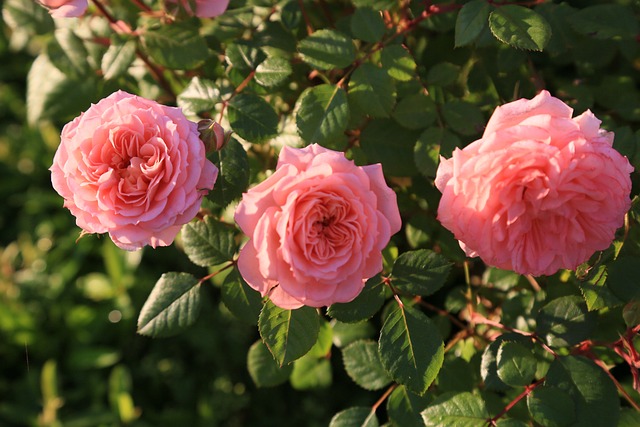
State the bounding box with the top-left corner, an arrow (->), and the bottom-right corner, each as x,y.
38,0 -> 87,17
235,144 -> 402,309
50,90 -> 218,250
435,90 -> 633,276
165,0 -> 230,18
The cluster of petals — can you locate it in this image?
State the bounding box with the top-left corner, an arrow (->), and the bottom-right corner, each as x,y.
50,90 -> 218,250
38,0 -> 87,17
435,90 -> 633,276
165,0 -> 230,18
235,144 -> 402,309
37,0 -> 230,18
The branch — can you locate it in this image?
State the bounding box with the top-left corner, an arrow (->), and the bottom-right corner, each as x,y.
487,377 -> 545,426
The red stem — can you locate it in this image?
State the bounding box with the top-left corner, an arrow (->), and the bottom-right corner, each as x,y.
372,384 -> 398,412
297,0 -> 314,35
200,261 -> 236,285
130,0 -> 152,12
487,378 -> 545,425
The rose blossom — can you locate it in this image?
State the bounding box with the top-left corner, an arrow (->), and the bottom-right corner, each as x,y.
38,0 -> 87,17
435,90 -> 633,276
165,0 -> 230,18
50,90 -> 218,250
235,144 -> 401,309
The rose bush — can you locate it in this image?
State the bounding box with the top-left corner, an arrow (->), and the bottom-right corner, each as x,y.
435,90 -> 634,276
50,90 -> 218,250
165,0 -> 230,18
38,0 -> 87,17
234,144 -> 401,309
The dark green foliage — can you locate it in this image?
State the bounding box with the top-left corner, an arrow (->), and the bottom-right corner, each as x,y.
2,0 -> 640,425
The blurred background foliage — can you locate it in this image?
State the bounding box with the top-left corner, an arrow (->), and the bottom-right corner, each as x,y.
1,0 -> 640,426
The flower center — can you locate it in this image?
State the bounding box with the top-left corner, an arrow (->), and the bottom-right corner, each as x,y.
313,216 -> 334,234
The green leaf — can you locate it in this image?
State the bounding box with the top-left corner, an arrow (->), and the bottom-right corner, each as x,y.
392,94 -> 437,130
228,93 -> 278,143
481,333 -> 532,392
568,4 -> 638,40
2,0 -> 53,35
255,56 -> 292,87
207,137 -> 250,208
544,356 -> 620,427
484,267 -> 525,291
258,301 -> 320,366
351,8 -> 386,43
535,3 -> 576,55
489,5 -> 552,51
225,40 -> 266,72
247,340 -> 293,387
327,277 -> 386,323
414,128 -> 459,178
280,0 -> 301,31
348,63 -> 396,118
619,408 -> 640,427
623,301 -> 640,328
496,342 -> 537,387
527,385 -> 576,427
329,407 -> 379,427
378,304 -> 444,395
392,249 -> 452,296
46,29 -> 90,78
455,0 -> 491,47
290,354 -> 332,390
387,385 -> 432,427
577,265 -> 622,311
331,320 -> 376,348
360,118 -> 420,176
426,62 -> 461,87
221,268 -> 262,325
352,0 -> 395,10
27,54 -> 97,125
296,84 -> 349,145
605,257 -> 640,302
142,20 -> 208,70
298,29 -> 355,70
177,77 -> 220,117
102,38 -> 136,81
437,358 -> 476,393
536,296 -> 596,348
381,45 -> 417,81
441,100 -> 484,136
496,420 -> 528,427
181,217 -> 236,267
342,340 -> 392,390
137,272 -> 202,338
421,392 -> 489,427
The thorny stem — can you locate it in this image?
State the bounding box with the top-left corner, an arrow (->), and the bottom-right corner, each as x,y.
464,260 -> 475,325
471,312 -> 560,358
336,2 -> 459,88
218,70 -> 256,122
91,0 -> 118,22
130,0 -> 152,12
137,50 -> 177,101
372,384 -> 398,412
487,377 -> 545,426
416,297 -> 467,330
91,0 -> 177,100
592,358 -> 640,412
199,261 -> 236,284
525,274 -> 542,292
297,0 -> 314,35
